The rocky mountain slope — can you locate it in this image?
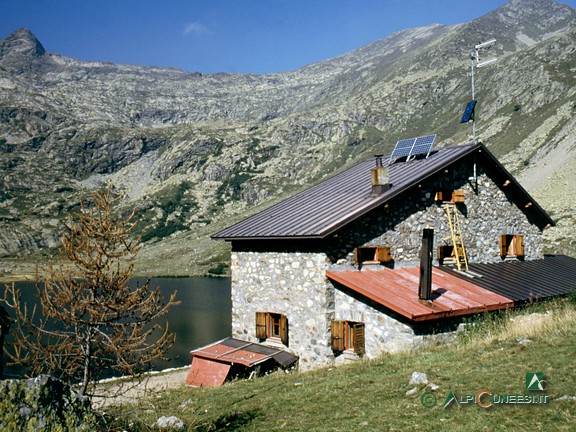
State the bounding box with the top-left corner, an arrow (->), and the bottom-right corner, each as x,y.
1,0 -> 575,277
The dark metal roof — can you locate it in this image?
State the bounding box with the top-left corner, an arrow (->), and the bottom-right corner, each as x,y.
213,143 -> 554,241
440,255 -> 576,303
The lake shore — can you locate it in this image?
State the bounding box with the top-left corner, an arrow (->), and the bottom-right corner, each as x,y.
0,274 -> 36,283
93,366 -> 191,409
2,276 -> 232,385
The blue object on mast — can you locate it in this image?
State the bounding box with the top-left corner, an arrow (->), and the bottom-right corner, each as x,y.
460,100 -> 477,123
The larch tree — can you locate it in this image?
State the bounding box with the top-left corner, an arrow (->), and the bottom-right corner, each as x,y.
2,187 -> 178,396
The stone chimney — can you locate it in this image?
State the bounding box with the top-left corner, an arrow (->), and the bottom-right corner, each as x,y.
370,154 -> 390,195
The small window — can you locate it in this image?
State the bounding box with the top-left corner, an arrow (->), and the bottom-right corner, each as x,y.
331,320 -> 365,357
354,247 -> 391,266
500,234 -> 524,258
256,312 -> 288,346
435,190 -> 465,203
268,313 -> 282,339
438,245 -> 453,261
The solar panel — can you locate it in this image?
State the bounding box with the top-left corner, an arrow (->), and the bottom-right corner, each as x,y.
393,138 -> 416,158
390,134 -> 436,164
411,135 -> 436,158
460,100 -> 477,123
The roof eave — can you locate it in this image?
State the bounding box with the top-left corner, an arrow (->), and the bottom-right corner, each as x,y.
212,234 -> 323,242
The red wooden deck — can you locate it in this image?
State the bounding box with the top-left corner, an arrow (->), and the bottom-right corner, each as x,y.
326,267 -> 514,321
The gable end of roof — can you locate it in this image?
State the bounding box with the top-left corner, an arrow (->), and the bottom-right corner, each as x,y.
212,143 -> 554,241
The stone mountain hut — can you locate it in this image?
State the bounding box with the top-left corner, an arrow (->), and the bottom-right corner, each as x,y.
212,141 -> 576,371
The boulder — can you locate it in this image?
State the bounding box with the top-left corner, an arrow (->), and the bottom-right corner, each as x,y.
156,415 -> 186,430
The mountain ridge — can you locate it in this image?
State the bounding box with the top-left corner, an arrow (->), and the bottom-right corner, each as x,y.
1,0 -> 575,277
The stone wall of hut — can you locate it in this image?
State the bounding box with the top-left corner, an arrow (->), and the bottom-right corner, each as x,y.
230,251 -> 336,370
230,249 -> 455,370
324,167 -> 544,268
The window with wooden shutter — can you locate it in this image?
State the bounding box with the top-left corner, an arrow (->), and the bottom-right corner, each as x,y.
438,245 -> 454,260
256,312 -> 289,346
256,312 -> 266,340
500,234 -> 525,258
332,320 -> 365,356
354,247 -> 392,266
331,320 -> 345,351
435,190 -> 465,203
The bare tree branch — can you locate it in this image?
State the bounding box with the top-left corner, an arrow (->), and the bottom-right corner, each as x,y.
2,186 -> 179,397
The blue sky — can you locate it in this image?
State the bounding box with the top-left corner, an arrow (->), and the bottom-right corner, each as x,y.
2,0 -> 575,74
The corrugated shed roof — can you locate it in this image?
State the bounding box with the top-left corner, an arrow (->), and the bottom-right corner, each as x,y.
190,337 -> 298,368
326,266 -> 513,321
441,255 -> 576,303
213,143 -> 553,240
186,337 -> 299,387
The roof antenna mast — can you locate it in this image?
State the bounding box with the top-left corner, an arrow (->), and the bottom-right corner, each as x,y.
462,39 -> 497,143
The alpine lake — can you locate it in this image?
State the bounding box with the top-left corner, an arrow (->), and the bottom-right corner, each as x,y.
2,277 -> 232,379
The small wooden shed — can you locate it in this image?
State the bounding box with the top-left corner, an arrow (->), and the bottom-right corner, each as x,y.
186,337 -> 298,387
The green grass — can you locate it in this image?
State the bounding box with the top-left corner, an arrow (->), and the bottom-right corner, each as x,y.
105,300 -> 576,431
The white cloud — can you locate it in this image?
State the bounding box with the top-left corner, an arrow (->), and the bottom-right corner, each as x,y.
183,21 -> 211,36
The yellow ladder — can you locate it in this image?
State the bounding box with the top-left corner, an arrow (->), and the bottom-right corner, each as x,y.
443,203 -> 468,271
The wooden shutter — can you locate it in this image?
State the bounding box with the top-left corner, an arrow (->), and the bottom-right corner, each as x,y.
352,323 -> 366,357
500,235 -> 508,257
376,247 -> 391,263
515,235 -> 525,257
331,320 -> 345,351
279,314 -> 289,346
452,190 -> 465,203
255,312 -> 266,339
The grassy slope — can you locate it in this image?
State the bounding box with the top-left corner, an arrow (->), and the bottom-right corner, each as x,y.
107,300 -> 576,431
